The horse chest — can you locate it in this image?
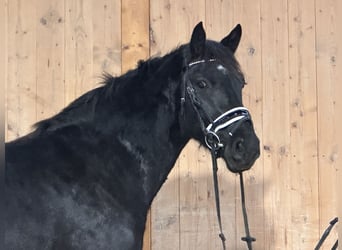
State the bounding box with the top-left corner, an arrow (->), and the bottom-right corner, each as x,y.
6,184 -> 143,250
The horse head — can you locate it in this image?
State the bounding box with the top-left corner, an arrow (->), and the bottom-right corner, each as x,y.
181,22 -> 260,173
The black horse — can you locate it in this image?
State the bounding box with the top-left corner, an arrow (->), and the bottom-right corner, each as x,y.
5,22 -> 260,249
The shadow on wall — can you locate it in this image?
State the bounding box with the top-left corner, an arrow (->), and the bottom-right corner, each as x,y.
151,150 -> 270,250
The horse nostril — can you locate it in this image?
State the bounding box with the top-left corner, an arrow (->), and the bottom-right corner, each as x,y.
235,139 -> 245,153
232,139 -> 245,160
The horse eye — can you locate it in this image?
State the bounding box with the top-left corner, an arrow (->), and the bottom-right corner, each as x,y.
197,80 -> 207,88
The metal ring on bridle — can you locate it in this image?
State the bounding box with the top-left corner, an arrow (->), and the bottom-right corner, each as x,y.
205,107 -> 251,149
205,130 -> 223,150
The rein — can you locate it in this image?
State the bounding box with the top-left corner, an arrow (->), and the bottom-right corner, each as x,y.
206,128 -> 255,250
184,59 -> 255,250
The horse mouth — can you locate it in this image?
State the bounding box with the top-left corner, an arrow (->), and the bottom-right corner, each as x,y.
221,141 -> 260,173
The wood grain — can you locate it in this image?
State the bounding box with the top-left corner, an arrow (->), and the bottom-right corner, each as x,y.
4,1 -> 339,249
122,0 -> 149,73
36,0 -> 65,121
64,0 -> 94,104
7,0 -> 38,140
1,0 -> 7,138
315,0 -> 339,248
337,0 -> 342,244
288,0 -> 319,248
261,0 -> 292,248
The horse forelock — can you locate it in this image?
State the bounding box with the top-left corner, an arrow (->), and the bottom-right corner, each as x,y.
205,40 -> 245,83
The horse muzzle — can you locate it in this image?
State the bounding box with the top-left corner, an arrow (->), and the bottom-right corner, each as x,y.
205,107 -> 260,173
222,135 -> 260,173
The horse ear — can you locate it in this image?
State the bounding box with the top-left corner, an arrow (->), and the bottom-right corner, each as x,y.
190,22 -> 206,59
220,24 -> 242,53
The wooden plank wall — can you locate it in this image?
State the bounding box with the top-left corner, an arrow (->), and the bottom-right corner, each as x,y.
4,0 -> 340,249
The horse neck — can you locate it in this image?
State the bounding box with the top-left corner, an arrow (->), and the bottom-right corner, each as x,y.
97,55 -> 189,207
115,107 -> 187,203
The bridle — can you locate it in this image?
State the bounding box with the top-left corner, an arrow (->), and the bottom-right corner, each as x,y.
182,59 -> 340,250
205,107 -> 251,149
182,59 -> 256,250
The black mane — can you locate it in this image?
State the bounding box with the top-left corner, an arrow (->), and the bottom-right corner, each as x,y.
34,41 -> 242,133
33,46 -> 187,132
